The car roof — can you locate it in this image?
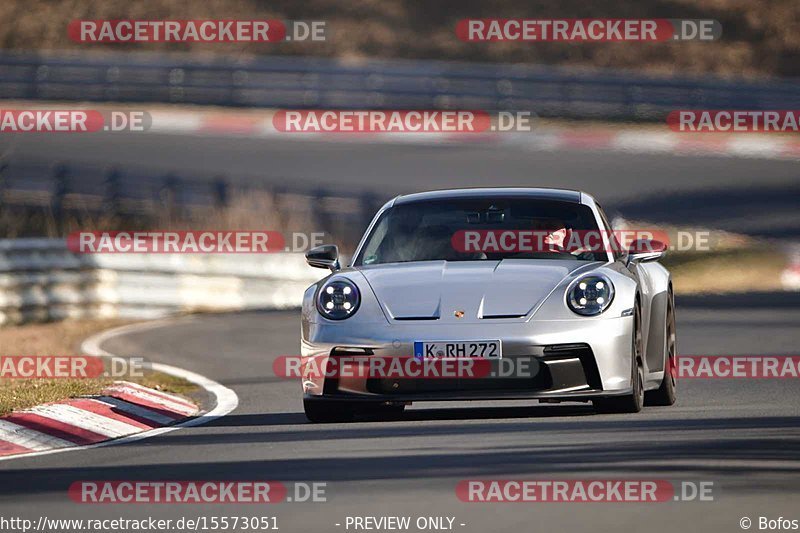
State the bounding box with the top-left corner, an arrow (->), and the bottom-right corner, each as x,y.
392,187 -> 584,206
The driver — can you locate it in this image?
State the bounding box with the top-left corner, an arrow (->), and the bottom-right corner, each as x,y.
529,218 -> 569,252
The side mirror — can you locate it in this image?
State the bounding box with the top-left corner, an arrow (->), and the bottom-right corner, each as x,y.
627,239 -> 667,265
306,244 -> 340,271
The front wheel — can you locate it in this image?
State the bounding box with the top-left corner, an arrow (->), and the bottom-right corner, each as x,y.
593,303 -> 644,414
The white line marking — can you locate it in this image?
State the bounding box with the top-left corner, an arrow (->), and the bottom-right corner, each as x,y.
148,112 -> 203,133
103,384 -> 197,416
611,131 -> 678,153
0,420 -> 74,451
110,380 -> 197,410
29,404 -> 143,437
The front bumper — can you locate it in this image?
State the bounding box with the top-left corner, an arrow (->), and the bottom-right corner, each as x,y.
301,315 -> 634,402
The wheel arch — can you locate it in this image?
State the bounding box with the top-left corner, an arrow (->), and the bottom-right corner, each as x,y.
643,266 -> 672,378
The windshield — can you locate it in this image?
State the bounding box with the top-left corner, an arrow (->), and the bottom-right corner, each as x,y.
354,197 -> 607,266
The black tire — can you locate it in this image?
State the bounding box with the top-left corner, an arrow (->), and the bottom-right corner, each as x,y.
593,303 -> 645,414
303,399 -> 405,423
645,291 -> 677,406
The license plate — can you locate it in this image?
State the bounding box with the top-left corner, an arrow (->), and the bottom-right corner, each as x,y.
414,340 -> 502,360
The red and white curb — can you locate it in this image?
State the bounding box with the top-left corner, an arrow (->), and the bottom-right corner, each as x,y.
147,110 -> 800,161
0,381 -> 197,457
0,317 -> 238,461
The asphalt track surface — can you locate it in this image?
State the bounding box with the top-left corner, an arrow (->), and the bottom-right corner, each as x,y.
2,131 -> 800,238
0,295 -> 799,533
0,134 -> 798,531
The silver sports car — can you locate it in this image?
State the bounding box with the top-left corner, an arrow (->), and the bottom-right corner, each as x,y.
300,188 -> 676,422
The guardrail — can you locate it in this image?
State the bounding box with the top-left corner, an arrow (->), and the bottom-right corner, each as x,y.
2,51 -> 799,120
0,238 -> 324,325
0,158 -> 382,245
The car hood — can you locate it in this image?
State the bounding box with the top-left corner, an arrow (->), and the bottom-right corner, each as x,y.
358,260 -> 594,323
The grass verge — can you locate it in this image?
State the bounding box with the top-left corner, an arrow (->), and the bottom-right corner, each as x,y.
0,319 -> 200,416
663,247 -> 787,295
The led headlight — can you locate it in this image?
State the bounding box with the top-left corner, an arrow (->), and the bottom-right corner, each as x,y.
316,278 -> 360,320
567,275 -> 614,316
